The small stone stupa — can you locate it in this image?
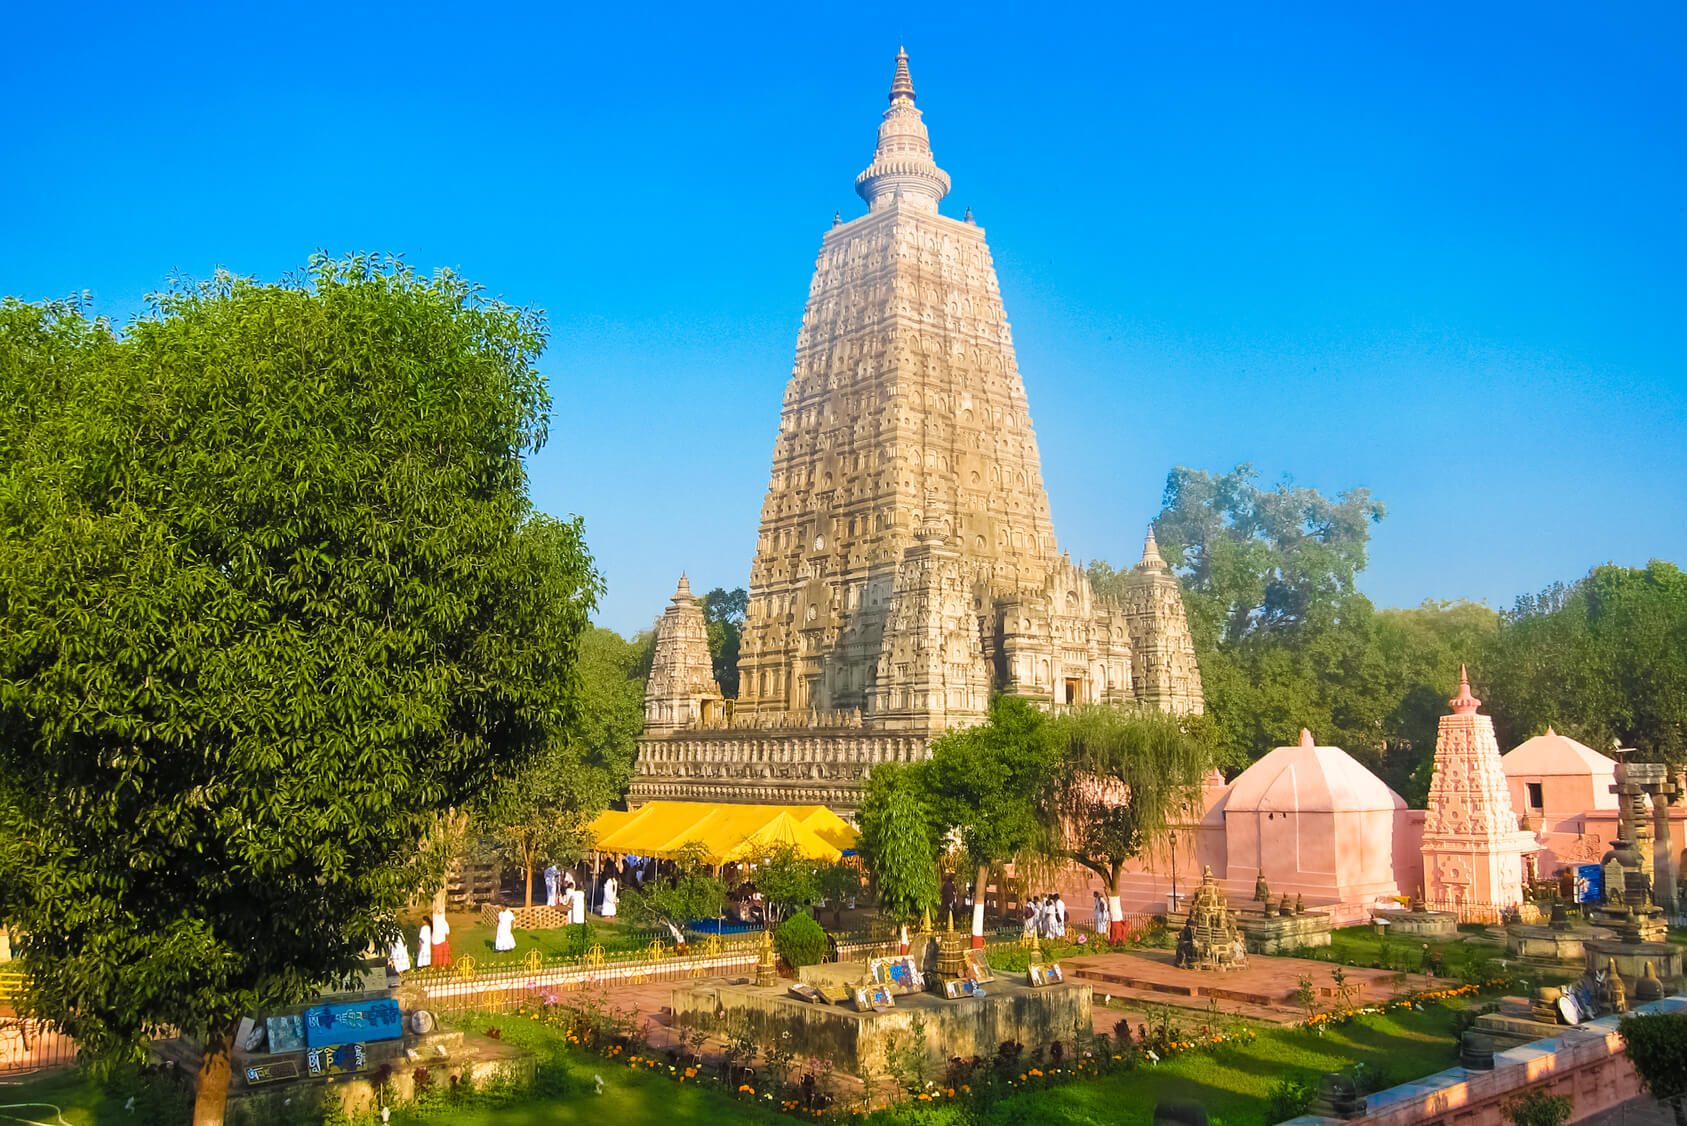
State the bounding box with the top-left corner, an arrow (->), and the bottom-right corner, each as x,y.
1175,867 -> 1246,971
1422,667 -> 1538,912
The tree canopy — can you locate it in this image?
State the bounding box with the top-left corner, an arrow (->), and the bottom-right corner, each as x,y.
701,586 -> 747,698
0,258 -> 599,1120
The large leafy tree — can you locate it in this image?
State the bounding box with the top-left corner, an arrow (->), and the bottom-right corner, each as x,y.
920,695 -> 1057,947
1487,563 -> 1687,764
0,259 -> 599,1123
701,586 -> 747,698
1618,1011 -> 1687,1126
1036,707 -> 1217,940
855,764 -> 940,948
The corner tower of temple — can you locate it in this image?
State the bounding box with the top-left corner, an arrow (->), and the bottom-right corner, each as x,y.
630,50 -> 1204,810
643,575 -> 724,732
1421,666 -> 1538,911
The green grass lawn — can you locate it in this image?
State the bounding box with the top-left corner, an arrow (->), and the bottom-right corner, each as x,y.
0,1067 -> 190,1126
964,1004 -> 1466,1126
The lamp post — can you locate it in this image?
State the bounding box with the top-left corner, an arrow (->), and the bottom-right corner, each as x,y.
1169,829 -> 1179,915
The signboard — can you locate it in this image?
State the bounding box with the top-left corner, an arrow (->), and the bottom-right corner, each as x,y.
306,1043 -> 367,1077
1576,864 -> 1604,904
304,999 -> 403,1048
244,1059 -> 300,1086
1625,763 -> 1668,785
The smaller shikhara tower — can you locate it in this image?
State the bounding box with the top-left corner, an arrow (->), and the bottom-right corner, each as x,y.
630,51 -> 1202,810
1421,667 -> 1538,911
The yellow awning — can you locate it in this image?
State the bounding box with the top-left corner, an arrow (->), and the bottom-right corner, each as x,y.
585,801 -> 857,863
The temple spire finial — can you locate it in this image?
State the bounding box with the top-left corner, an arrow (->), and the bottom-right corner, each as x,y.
890,46 -> 916,104
856,47 -> 950,212
1450,664 -> 1482,715
1299,728 -> 1315,749
1137,526 -> 1166,569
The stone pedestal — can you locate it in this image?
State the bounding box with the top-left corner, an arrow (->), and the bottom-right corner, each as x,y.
1238,910 -> 1333,954
1582,935 -> 1683,995
1504,922 -> 1609,964
673,976 -> 1091,1076
1374,909 -> 1459,939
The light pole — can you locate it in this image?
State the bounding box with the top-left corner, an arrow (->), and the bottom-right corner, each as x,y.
1169,829 -> 1179,915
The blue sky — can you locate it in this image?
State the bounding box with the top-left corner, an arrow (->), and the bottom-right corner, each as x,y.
4,2 -> 1683,636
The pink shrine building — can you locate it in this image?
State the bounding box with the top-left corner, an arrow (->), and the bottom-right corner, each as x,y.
1421,667 -> 1539,911
1045,668 -> 1683,925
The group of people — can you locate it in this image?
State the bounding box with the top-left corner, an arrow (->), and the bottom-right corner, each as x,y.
388,909 -> 452,973
1022,892 -> 1068,939
542,859 -> 640,919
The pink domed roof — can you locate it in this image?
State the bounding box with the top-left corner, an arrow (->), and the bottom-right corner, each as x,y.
1225,731 -> 1406,814
1502,727 -> 1616,777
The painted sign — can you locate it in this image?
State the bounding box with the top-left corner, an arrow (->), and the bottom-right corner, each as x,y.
1576,864 -> 1604,903
303,999 -> 403,1048
244,1059 -> 300,1085
306,1043 -> 367,1077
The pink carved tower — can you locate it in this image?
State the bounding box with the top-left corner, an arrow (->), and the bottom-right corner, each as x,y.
1421,667 -> 1539,912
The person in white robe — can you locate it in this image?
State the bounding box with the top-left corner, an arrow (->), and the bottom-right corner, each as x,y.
544,864 -> 560,907
599,875 -> 618,918
389,937 -> 412,974
494,907 -> 517,952
569,886 -> 586,926
1093,891 -> 1108,935
416,922 -> 432,968
1052,894 -> 1067,938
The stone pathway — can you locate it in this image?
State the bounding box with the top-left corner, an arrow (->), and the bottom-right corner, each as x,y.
1065,950 -> 1443,1026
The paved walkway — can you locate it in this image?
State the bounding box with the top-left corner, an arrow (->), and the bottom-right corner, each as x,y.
1065,949 -> 1443,1026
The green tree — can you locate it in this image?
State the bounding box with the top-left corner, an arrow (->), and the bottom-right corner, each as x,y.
1501,1089 -> 1573,1126
856,765 -> 940,945
619,843 -> 727,947
0,259 -> 599,1124
1618,1011 -> 1687,1126
1036,706 -> 1217,940
1488,563 -> 1687,765
753,842 -> 822,924
921,695 -> 1056,944
701,586 -> 747,698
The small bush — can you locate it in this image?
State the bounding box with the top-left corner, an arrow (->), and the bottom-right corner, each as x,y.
1502,1089 -> 1573,1126
774,911 -> 828,968
1266,1077 -> 1316,1121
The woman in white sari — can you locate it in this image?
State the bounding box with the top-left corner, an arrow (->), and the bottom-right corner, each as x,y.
599,875 -> 618,918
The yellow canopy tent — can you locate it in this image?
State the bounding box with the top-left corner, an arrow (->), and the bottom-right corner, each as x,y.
585,801 -> 857,863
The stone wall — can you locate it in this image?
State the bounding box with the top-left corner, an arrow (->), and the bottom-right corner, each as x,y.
1286,995 -> 1685,1126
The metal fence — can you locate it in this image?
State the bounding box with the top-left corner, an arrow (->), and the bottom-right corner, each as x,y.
0,1020 -> 78,1077
413,932 -> 906,1016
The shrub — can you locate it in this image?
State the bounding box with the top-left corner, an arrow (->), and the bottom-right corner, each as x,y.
1502,1089 -> 1573,1126
774,910 -> 828,968
1617,1012 -> 1687,1126
1266,1078 -> 1316,1121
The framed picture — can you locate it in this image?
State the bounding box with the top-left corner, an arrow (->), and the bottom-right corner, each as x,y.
787,983 -> 826,1004
1027,961 -> 1064,987
265,1015 -> 305,1054
854,983 -> 896,1010
962,948 -> 994,983
870,956 -> 923,994
942,977 -> 980,999
305,1043 -> 366,1077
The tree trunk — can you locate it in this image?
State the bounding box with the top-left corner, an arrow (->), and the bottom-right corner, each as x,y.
524,863 -> 534,908
971,864 -> 989,949
192,1026 -> 236,1126
1108,865 -> 1127,943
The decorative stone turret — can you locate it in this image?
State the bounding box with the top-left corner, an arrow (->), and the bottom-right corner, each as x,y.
855,48 -> 951,213
643,575 -> 724,732
1119,530 -> 1205,714
1422,667 -> 1538,913
1174,867 -> 1246,971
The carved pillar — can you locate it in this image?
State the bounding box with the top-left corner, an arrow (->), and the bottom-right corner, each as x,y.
1653,780 -> 1678,915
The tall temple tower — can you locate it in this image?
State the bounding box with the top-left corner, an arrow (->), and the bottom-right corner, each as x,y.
629,51 -> 1202,810
1422,667 -> 1538,912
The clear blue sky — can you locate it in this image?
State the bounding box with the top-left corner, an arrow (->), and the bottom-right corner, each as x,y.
5,3 -> 1683,637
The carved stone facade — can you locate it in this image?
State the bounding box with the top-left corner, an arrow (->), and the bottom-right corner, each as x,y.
1422,667 -> 1538,911
631,50 -> 1202,810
